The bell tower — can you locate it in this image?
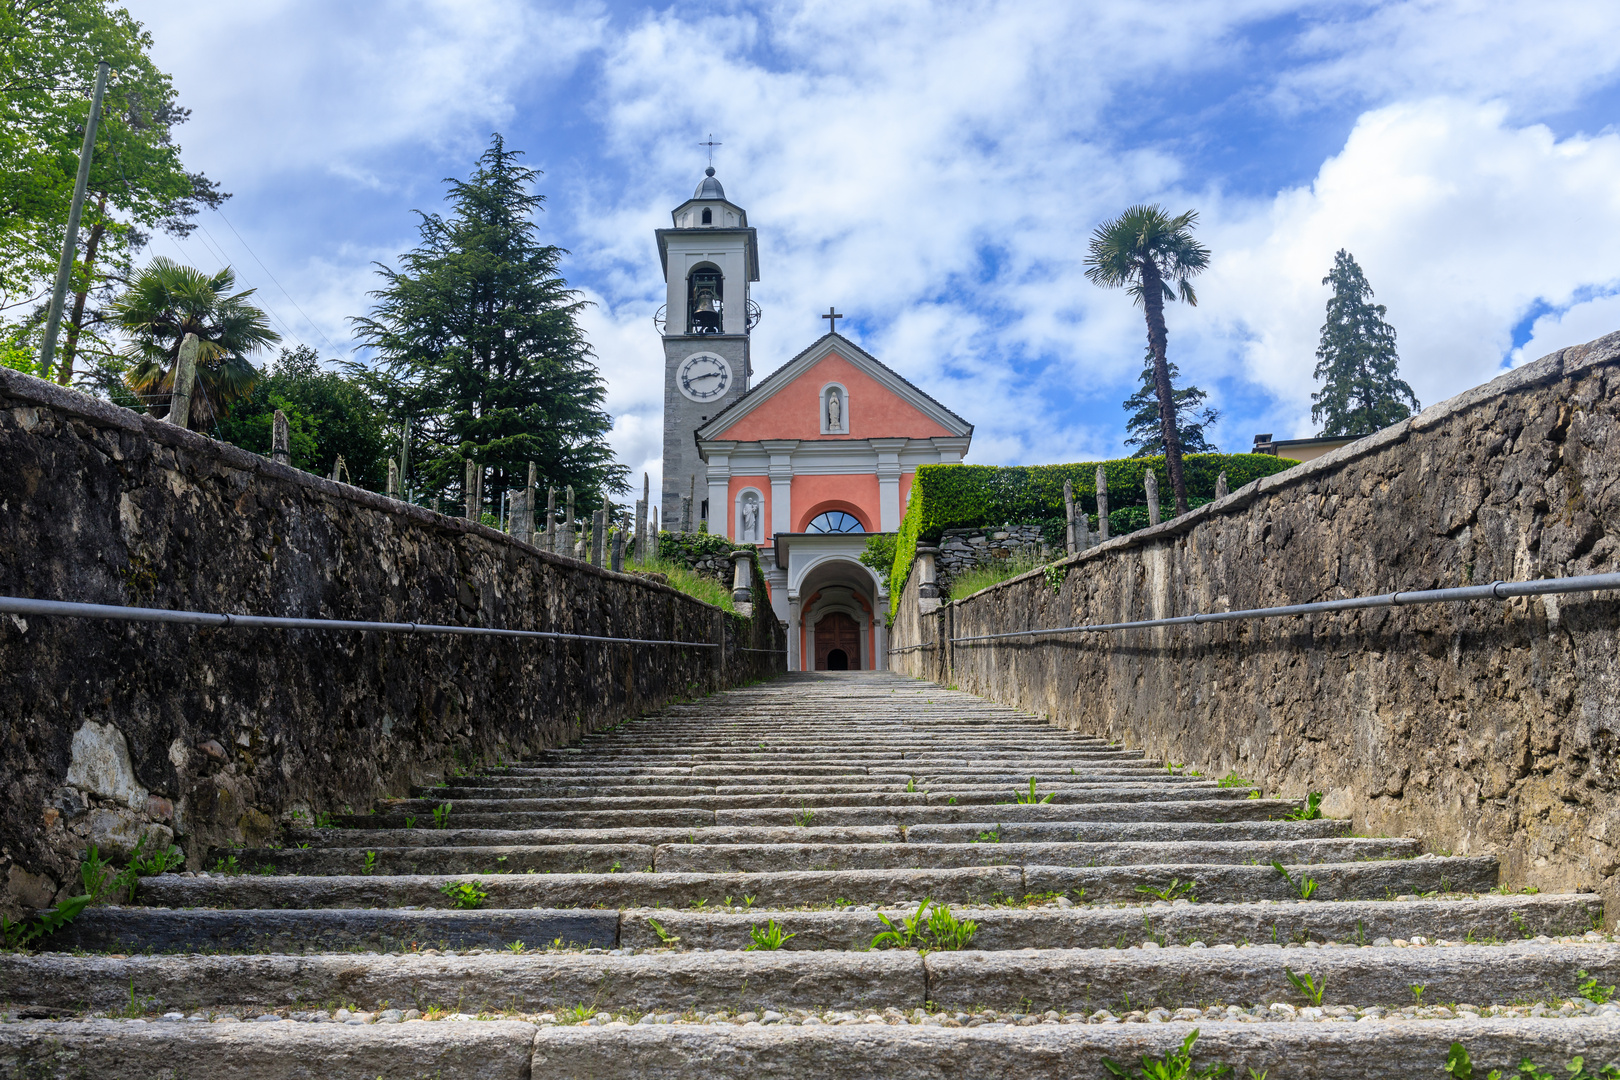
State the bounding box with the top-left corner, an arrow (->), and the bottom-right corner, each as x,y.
655,166 -> 760,529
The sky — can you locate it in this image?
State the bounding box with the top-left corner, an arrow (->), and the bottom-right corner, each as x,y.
122,0 -> 1620,492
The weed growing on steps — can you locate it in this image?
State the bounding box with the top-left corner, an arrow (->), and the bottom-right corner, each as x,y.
745,920 -> 796,951
1284,968 -> 1326,1007
1410,984 -> 1427,1004
1283,792 -> 1324,821
212,854 -> 241,876
793,804 -> 817,827
1103,1030 -> 1230,1079
404,815 -> 417,829
505,940 -> 526,953
870,898 -> 978,951
1446,1043 -> 1620,1080
1270,862 -> 1318,900
1217,773 -> 1252,788
433,802 -> 453,829
1016,777 -> 1056,804
314,811 -> 337,828
647,919 -> 680,946
975,828 -> 1003,844
1136,878 -> 1197,903
439,881 -> 489,909
361,851 -> 377,875
1578,970 -> 1617,1004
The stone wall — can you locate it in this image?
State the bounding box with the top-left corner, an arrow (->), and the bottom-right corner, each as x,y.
936,525 -> 1050,590
0,367 -> 784,915
892,333 -> 1620,913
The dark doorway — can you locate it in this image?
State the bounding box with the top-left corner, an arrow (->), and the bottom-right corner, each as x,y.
814,612 -> 861,670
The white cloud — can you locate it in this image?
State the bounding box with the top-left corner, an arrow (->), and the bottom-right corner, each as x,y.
1511,292 -> 1620,368
1196,99 -> 1620,439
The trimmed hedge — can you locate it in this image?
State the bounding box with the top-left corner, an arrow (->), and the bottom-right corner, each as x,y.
889,453 -> 1298,612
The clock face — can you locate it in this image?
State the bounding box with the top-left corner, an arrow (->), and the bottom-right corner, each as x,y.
677,352 -> 732,402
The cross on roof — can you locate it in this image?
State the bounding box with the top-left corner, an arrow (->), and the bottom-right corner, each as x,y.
700,134 -> 722,167
822,307 -> 842,331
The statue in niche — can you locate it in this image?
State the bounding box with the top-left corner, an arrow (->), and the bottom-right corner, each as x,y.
740,497 -> 761,542
827,389 -> 843,432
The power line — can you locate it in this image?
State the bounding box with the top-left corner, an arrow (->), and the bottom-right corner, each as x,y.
211,206 -> 342,356
188,221 -> 304,347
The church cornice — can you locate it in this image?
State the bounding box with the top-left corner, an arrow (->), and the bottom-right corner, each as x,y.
655,226 -> 761,282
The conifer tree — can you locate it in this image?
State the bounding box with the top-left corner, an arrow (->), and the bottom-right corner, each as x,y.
1311,250 -> 1418,436
1122,347 -> 1218,457
353,135 -> 626,511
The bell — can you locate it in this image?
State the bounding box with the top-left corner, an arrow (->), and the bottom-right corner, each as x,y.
693,292 -> 720,331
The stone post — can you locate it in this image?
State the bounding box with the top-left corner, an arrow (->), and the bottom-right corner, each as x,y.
168,332 -> 200,429
635,473 -> 650,563
611,516 -> 625,572
1095,466 -> 1110,542
330,455 -> 346,483
473,468 -> 483,523
591,509 -> 606,567
1144,470 -> 1161,526
509,488 -> 529,542
650,505 -> 659,556
1215,471 -> 1229,500
272,409 -> 291,467
463,460 -> 478,520
387,458 -> 400,499
1076,511 -> 1091,550
680,495 -> 693,535
1063,479 -> 1077,555
917,545 -> 942,614
545,486 -> 557,553
432,496 -> 440,514
731,548 -> 755,612
565,486 -> 576,558
523,462 -> 537,545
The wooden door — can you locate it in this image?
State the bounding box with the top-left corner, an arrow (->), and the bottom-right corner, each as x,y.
814,612 -> 862,670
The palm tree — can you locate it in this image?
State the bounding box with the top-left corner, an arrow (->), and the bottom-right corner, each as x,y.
1085,205 -> 1211,515
113,257 -> 279,428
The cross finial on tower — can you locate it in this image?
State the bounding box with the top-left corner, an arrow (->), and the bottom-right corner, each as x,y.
822,307 -> 842,332
700,134 -> 722,168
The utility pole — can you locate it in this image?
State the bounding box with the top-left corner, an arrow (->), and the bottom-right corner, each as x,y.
39,61 -> 110,381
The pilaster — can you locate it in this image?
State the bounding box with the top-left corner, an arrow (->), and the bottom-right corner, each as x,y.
869,438 -> 908,531
762,440 -> 799,536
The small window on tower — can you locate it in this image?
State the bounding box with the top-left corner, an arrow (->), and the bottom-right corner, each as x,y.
701,207 -> 712,224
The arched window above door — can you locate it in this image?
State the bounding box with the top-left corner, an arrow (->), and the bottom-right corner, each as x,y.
805,511 -> 864,533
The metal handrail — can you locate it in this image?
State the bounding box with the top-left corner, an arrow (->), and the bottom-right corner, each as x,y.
0,596 -> 719,648
887,642 -> 936,654
949,572 -> 1620,644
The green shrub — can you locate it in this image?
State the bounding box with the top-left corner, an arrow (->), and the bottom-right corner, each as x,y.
890,454 -> 1296,613
859,533 -> 897,572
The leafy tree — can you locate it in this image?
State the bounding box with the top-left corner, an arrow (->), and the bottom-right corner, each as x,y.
1311,249 -> 1418,437
0,0 -> 226,383
218,345 -> 392,490
1123,347 -> 1219,457
1085,204 -> 1211,515
353,134 -> 626,512
112,257 -> 277,428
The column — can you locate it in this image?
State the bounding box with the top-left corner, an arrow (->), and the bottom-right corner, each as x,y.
762,440 -> 798,536
874,616 -> 887,671
869,439 -> 908,531
786,595 -> 802,671
706,442 -> 735,539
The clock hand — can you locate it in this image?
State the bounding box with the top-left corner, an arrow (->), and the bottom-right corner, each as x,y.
688,371 -> 723,383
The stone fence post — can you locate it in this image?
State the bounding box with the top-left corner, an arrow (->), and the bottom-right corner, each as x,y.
591,509 -> 606,567
1145,470 -> 1160,526
1063,480 -> 1077,555
386,458 -> 399,499
731,549 -> 756,616
463,460 -> 477,521
916,545 -> 941,614
272,410 -> 291,467
168,332 -> 199,429
1095,466 -> 1110,542
1215,471 -> 1229,500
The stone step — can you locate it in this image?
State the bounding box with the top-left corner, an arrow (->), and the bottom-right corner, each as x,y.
6,942 -> 1616,1015
365,784 -> 1239,818
367,799 -> 1300,831
523,1021 -> 1620,1080
619,894 -> 1605,951
137,857 -> 1493,910
236,837 -> 1417,877
293,819 -> 1347,850
43,893 -> 1597,956
0,1022 -> 541,1080
136,867 -> 1024,909
647,838 -> 1421,874
41,906 -> 618,953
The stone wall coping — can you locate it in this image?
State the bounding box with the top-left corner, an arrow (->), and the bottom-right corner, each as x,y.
935,331 -> 1620,609
0,365 -> 725,614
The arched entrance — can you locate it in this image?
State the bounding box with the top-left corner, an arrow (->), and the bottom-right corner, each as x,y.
814,611 -> 861,670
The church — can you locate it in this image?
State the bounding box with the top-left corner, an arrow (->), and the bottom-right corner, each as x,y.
655,167 -> 974,671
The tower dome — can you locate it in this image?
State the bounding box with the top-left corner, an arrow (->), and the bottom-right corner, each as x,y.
693,166 -> 726,200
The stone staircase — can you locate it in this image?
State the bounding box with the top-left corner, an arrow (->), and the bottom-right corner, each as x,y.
4,672 -> 1618,1078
